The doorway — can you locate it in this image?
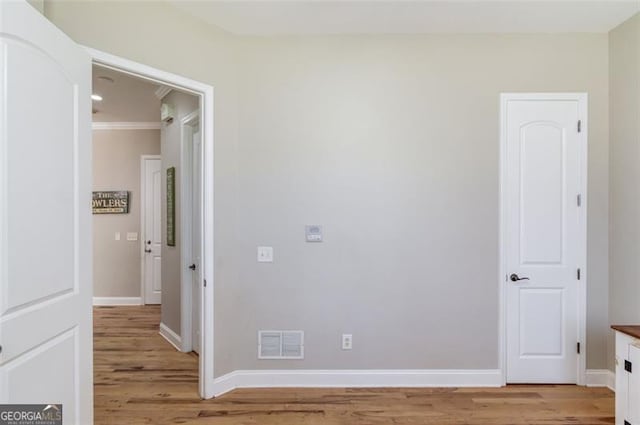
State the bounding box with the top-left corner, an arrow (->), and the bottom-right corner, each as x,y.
499,93 -> 588,385
90,48 -> 215,398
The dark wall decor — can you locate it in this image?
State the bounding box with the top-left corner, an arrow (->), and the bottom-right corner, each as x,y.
92,191 -> 130,214
166,167 -> 176,246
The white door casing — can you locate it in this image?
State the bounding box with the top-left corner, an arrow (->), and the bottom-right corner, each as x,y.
500,93 -> 587,384
89,48 -> 214,399
0,1 -> 93,423
142,156 -> 162,305
191,130 -> 202,354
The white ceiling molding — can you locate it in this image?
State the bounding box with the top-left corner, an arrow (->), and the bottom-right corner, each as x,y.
92,122 -> 162,130
155,85 -> 172,100
167,0 -> 640,35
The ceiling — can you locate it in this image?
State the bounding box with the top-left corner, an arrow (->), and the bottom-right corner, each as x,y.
92,65 -> 161,122
168,0 -> 640,35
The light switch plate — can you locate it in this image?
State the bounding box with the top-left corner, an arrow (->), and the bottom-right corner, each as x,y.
114,232 -> 121,241
126,232 -> 138,241
257,246 -> 273,263
305,225 -> 323,242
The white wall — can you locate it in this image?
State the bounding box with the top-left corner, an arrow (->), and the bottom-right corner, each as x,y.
608,13 -> 640,369
44,1 -> 611,378
93,129 -> 161,298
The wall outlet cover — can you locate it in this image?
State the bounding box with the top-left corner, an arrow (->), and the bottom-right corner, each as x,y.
257,246 -> 274,263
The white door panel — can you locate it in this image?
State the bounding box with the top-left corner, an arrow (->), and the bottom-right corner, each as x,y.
0,2 -> 92,423
192,130 -> 202,354
505,97 -> 583,383
143,158 -> 162,304
629,344 -> 640,424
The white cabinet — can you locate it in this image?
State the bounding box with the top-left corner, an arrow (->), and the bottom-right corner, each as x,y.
615,329 -> 640,425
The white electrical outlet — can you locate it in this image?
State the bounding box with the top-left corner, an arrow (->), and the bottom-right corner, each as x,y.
342,334 -> 353,350
257,246 -> 274,263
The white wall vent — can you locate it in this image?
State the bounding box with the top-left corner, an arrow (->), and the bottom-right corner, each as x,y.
258,330 -> 304,359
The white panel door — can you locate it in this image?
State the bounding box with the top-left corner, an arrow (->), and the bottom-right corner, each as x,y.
191,131 -> 202,354
629,344 -> 640,425
505,96 -> 584,383
143,157 -> 162,304
0,2 -> 93,424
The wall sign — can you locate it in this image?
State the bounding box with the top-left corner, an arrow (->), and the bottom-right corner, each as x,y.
92,191 -> 129,214
166,167 -> 176,246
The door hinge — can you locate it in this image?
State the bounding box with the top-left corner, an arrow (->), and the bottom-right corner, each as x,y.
577,120 -> 582,133
577,268 -> 581,280
204,279 -> 207,288
624,421 -> 631,425
625,359 -> 632,373
577,194 -> 582,207
577,342 -> 581,354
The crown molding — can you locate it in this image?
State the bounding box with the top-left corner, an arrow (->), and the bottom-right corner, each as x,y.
92,122 -> 162,130
155,85 -> 172,100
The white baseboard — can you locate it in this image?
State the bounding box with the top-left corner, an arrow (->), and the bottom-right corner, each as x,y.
92,121 -> 161,130
585,369 -> 615,391
159,322 -> 183,352
210,369 -> 502,398
93,297 -> 142,306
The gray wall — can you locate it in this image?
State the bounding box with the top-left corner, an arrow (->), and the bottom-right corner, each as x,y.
223,34 -> 609,375
45,1 -> 612,378
93,129 -> 161,298
160,91 -> 199,335
609,13 -> 640,369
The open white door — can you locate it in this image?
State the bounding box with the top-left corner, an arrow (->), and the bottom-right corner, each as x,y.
0,2 -> 93,423
191,130 -> 202,354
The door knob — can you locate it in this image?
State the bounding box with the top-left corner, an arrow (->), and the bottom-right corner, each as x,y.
510,273 -> 530,282
189,264 -> 196,270
145,248 -> 152,253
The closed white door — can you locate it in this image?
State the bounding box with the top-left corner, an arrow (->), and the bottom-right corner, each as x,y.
191,131 -> 202,354
0,1 -> 93,423
504,95 -> 585,383
143,157 -> 162,305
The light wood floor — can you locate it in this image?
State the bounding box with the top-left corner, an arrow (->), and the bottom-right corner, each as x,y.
94,306 -> 614,425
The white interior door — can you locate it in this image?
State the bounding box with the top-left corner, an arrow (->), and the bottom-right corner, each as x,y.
191,130 -> 202,354
0,2 -> 93,423
143,157 -> 162,305
629,344 -> 640,425
504,95 -> 585,383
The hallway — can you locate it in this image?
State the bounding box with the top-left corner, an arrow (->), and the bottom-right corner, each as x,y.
93,306 -> 614,425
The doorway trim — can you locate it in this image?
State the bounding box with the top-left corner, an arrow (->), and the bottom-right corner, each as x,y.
498,92 -> 588,386
88,47 -> 215,399
140,154 -> 161,305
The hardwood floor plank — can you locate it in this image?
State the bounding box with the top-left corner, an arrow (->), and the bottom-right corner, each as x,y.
94,306 -> 614,425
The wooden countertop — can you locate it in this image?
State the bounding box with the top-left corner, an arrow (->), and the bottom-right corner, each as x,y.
612,325 -> 640,340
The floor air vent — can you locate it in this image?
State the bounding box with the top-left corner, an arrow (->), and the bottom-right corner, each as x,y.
258,330 -> 304,359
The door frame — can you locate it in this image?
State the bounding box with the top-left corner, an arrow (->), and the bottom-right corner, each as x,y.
88,47 -> 215,399
179,110 -> 201,353
498,92 -> 588,386
140,154 -> 162,305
